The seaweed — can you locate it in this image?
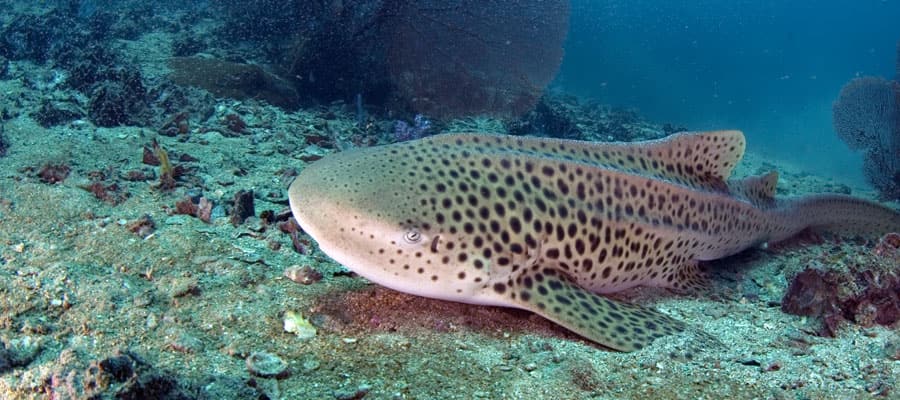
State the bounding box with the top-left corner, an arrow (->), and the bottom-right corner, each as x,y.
151,139 -> 175,191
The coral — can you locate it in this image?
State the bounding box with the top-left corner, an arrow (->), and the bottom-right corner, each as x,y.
158,112 -> 190,136
508,94 -> 675,141
832,77 -> 898,150
832,75 -> 900,200
1,6 -> 154,128
37,162 -> 71,184
0,337 -> 40,374
79,181 -> 128,205
862,146 -> 900,200
143,140 -> 194,190
781,269 -> 840,333
393,114 -> 431,141
216,0 -> 307,42
213,1 -> 567,117
874,232 -> 900,262
125,215 -> 155,239
0,11 -> 77,62
173,196 -> 213,223
782,234 -> 900,337
87,67 -> 147,127
223,113 -> 247,134
98,355 -> 134,383
63,45 -> 119,92
384,0 -> 570,118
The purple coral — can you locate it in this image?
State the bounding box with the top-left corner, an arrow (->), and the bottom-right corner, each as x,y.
393,114 -> 432,142
832,76 -> 900,199
832,77 -> 898,150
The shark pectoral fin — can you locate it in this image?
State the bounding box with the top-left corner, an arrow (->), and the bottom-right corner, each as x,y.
510,267 -> 688,352
667,261 -> 712,294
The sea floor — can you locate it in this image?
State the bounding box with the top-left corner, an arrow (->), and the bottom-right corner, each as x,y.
0,14 -> 899,400
1,80 -> 899,400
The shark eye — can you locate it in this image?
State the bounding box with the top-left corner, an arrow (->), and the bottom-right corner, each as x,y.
403,229 -> 423,244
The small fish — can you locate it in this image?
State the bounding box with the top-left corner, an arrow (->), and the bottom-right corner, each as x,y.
288,131 -> 900,351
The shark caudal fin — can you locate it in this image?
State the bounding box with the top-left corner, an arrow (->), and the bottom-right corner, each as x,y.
773,194 -> 900,241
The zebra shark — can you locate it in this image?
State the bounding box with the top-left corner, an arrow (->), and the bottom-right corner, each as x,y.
287,130 -> 900,351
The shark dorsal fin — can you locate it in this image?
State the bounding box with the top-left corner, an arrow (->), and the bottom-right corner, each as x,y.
617,130 -> 747,190
730,171 -> 779,207
428,130 -> 746,192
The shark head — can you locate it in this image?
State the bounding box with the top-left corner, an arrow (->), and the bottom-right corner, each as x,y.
288,140 -> 494,304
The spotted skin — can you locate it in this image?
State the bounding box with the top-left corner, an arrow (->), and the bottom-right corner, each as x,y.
288,131 -> 900,351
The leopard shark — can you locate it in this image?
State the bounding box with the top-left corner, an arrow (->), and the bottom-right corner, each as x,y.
287,130 -> 900,351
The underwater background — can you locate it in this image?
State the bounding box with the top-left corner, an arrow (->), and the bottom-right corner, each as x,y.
561,0 -> 900,183
0,0 -> 898,399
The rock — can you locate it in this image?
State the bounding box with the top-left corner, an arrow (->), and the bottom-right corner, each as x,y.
167,330 -> 203,353
230,190 -> 255,226
284,265 -> 323,285
0,343 -> 12,374
0,55 -> 8,79
99,355 -> 135,382
31,99 -> 85,127
245,351 -> 288,378
117,373 -> 186,399
0,336 -> 42,372
283,311 -> 317,340
0,128 -> 7,157
168,57 -> 299,109
334,385 -> 371,400
165,276 -> 200,298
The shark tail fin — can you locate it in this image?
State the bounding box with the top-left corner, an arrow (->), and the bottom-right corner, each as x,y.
775,194 -> 900,240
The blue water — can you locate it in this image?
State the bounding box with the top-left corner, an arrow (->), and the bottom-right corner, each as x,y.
557,0 -> 900,184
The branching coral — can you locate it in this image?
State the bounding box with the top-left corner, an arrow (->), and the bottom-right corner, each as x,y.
832,68 -> 900,200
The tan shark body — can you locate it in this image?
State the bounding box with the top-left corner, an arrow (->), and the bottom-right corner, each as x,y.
288,131 -> 900,351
